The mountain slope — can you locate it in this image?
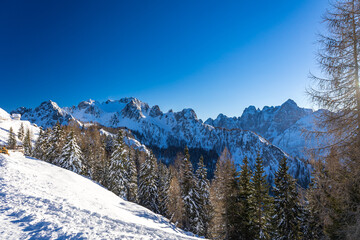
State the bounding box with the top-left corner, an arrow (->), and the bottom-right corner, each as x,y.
0,152 -> 200,239
205,99 -> 328,159
12,98 -> 311,186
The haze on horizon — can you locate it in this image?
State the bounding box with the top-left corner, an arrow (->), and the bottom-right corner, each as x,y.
0,0 -> 328,120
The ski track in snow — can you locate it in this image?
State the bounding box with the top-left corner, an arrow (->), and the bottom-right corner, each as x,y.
0,152 -> 200,240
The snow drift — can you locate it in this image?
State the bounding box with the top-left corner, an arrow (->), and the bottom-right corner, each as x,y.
0,152 -> 200,239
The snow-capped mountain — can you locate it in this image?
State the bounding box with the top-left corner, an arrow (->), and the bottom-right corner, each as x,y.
12,98 -> 311,186
205,99 -> 328,160
11,100 -> 76,128
0,151 -> 200,239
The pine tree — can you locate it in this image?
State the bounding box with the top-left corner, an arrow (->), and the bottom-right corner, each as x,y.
45,122 -> 64,164
250,153 -> 273,240
58,131 -> 84,174
23,129 -> 32,156
180,146 -> 201,234
8,127 -> 16,149
273,157 -> 302,240
108,130 -> 128,198
157,161 -> 171,218
238,156 -> 255,240
138,152 -> 159,213
195,155 -> 212,237
18,123 -> 24,142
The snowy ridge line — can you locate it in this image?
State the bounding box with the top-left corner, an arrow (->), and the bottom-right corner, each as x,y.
11,98 -> 311,186
0,152 -> 201,239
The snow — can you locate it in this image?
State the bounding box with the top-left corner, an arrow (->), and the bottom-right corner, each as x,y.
0,151 -> 201,239
0,107 -> 11,120
0,109 -> 40,146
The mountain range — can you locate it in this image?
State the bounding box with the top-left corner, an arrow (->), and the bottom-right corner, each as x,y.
11,97 -> 327,187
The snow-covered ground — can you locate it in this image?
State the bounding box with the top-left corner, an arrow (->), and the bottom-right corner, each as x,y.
0,152 -> 201,239
0,108 -> 40,146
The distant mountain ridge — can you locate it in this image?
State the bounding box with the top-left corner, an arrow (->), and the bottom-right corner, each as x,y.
11,97 -> 313,186
205,99 -> 328,160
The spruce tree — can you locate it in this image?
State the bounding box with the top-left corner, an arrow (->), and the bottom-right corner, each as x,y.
32,128 -> 45,159
250,153 -> 273,240
180,146 -> 201,234
302,178 -> 325,240
238,156 -> 255,240
273,157 -> 302,240
23,129 -> 32,156
138,152 -> 159,213
126,148 -> 138,203
18,123 -> 24,142
8,127 -> 16,149
195,155 -> 211,237
108,130 -> 128,198
45,122 -> 64,164
157,161 -> 171,218
58,131 -> 84,174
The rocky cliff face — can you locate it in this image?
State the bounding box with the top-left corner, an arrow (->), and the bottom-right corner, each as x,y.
205,99 -> 327,160
11,100 -> 76,128
13,98 -> 312,186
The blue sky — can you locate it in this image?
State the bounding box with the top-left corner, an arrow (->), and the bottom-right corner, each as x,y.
0,0 -> 328,120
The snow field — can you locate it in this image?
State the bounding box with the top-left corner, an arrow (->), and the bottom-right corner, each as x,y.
0,152 -> 201,239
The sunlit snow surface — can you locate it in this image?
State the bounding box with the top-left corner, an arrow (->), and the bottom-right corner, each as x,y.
0,152 -> 200,239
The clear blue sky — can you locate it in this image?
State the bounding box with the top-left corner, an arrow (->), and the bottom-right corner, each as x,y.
0,0 -> 328,120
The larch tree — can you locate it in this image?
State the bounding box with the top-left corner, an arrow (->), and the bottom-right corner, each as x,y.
209,147 -> 238,239
307,1 -> 360,238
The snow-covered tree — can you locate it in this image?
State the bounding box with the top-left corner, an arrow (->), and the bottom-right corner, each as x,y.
23,129 -> 32,156
126,148 -> 138,203
250,153 -> 273,240
8,127 -> 16,149
238,156 -> 255,240
45,122 -> 64,164
180,146 -> 201,234
108,130 -> 128,198
58,131 -> 84,174
158,161 -> 171,218
273,157 -> 302,240
17,123 -> 24,142
32,128 -> 50,160
195,155 -> 211,237
138,152 -> 159,213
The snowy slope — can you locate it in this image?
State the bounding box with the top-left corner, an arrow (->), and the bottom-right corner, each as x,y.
205,99 -> 328,159
0,152 -> 201,239
0,108 -> 40,146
